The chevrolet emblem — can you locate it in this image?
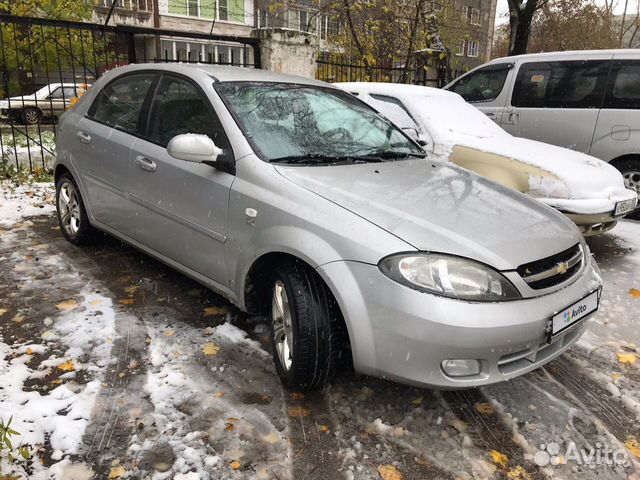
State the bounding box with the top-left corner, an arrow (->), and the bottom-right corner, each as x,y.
556,262 -> 569,274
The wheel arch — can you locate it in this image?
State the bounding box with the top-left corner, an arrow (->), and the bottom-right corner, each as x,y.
608,153 -> 640,168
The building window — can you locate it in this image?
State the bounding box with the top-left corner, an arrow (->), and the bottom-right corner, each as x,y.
466,6 -> 480,25
462,39 -> 479,57
456,40 -> 465,56
187,0 -> 198,16
167,0 -> 244,22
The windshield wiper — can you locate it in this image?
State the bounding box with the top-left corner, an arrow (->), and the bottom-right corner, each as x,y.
361,150 -> 427,159
270,154 -> 383,165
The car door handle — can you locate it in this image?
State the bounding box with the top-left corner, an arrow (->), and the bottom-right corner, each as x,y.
76,131 -> 91,144
485,112 -> 496,118
134,155 -> 156,172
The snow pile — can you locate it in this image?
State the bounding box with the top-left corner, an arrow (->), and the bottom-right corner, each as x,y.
0,289 -> 116,475
0,181 -> 55,227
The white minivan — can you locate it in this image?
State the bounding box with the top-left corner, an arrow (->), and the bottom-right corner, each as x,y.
444,50 -> 640,216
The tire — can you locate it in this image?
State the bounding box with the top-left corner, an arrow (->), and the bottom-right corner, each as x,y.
269,261 -> 344,390
21,107 -> 41,125
616,158 -> 640,220
55,173 -> 98,245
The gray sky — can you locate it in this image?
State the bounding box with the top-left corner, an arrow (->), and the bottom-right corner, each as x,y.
494,0 -> 639,26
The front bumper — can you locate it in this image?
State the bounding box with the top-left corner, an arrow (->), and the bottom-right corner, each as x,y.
318,256 -> 602,389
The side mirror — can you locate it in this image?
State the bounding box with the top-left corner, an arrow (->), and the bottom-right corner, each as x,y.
167,134 -> 222,166
416,135 -> 430,147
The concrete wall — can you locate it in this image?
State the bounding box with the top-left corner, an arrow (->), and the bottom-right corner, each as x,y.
255,28 -> 318,78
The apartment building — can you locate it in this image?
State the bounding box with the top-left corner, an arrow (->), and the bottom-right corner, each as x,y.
449,0 -> 498,76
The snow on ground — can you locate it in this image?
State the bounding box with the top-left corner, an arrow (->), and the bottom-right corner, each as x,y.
0,181 -> 55,227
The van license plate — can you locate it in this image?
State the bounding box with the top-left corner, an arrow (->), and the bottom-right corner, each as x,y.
551,290 -> 599,337
614,199 -> 637,217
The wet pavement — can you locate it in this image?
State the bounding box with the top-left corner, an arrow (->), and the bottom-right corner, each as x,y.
1,209 -> 639,479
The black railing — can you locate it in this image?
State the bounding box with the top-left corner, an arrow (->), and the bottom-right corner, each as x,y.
0,14 -> 260,174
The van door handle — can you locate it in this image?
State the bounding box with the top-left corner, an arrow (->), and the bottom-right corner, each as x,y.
76,131 -> 91,144
508,113 -> 520,125
485,112 -> 496,118
134,155 -> 157,172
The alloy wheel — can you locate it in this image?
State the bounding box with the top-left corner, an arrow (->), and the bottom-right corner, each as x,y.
272,280 -> 293,371
58,181 -> 81,237
24,109 -> 39,124
623,170 -> 640,195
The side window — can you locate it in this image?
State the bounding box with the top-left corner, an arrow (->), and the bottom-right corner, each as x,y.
48,87 -> 64,99
147,75 -> 231,152
604,60 -> 640,110
88,73 -> 155,134
368,94 -> 418,130
62,86 -> 77,99
512,60 -> 609,108
449,65 -> 511,102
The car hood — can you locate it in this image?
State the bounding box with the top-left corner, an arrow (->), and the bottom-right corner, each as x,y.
275,159 -> 581,270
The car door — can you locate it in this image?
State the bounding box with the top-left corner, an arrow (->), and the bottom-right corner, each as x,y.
47,86 -> 75,116
76,72 -> 157,235
446,63 -> 514,124
127,73 -> 235,283
589,55 -> 640,161
501,59 -> 611,152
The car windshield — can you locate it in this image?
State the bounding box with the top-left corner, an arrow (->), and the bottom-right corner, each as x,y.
215,81 -> 424,164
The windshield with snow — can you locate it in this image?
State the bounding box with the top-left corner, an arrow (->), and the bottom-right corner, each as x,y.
215,82 -> 425,165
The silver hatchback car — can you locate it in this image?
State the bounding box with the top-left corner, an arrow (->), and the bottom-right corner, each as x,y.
54,64 -> 603,390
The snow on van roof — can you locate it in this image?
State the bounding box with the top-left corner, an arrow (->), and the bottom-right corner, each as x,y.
488,48 -> 640,63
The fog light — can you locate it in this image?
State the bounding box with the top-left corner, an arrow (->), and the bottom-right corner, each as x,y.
441,359 -> 481,377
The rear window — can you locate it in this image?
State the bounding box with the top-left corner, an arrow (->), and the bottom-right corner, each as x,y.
604,60 -> 640,109
512,60 -> 609,109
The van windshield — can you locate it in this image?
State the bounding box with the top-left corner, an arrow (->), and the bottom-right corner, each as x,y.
215,82 -> 424,164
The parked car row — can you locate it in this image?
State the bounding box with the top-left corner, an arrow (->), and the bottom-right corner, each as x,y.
54,64 -> 606,391
0,83 -> 90,124
444,49 -> 640,218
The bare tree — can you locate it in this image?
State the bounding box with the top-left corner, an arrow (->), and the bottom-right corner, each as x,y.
506,0 -> 547,55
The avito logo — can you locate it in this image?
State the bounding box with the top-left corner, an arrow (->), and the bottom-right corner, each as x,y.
564,304 -> 587,324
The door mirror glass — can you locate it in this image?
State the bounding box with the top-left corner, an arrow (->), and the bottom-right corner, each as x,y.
167,134 -> 222,165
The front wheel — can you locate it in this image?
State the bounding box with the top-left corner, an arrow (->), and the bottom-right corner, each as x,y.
269,261 -> 344,390
21,107 -> 41,125
617,158 -> 640,220
55,173 -> 98,245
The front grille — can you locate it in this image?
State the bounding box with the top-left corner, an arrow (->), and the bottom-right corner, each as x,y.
517,243 -> 583,290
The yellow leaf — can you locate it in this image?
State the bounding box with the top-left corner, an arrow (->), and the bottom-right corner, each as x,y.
612,372 -> 622,380
55,299 -> 78,311
163,329 -> 175,337
629,288 -> 640,298
214,391 -> 224,398
616,352 -> 637,364
12,314 -> 25,323
290,392 -> 305,400
230,460 -> 241,470
88,299 -> 103,306
108,465 -> 126,479
287,406 -> 311,417
57,360 -> 75,372
0,308 -> 7,316
203,306 -> 227,317
410,396 -> 423,406
319,424 -> 329,433
118,298 -> 135,305
507,465 -> 532,480
489,450 -> 509,468
124,285 -> 139,296
262,432 -> 280,444
626,436 -> 640,459
474,402 -> 495,414
203,343 -> 220,356
26,347 -> 33,355
377,464 -> 403,480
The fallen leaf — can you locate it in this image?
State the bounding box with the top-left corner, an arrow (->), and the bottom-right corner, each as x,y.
319,424 -> 329,433
377,464 -> 402,480
123,285 -> 139,296
202,343 -> 220,356
26,348 -> 33,355
626,436 -> 640,459
225,423 -> 235,431
410,396 -> 423,406
262,432 -> 280,444
203,306 -> 227,317
57,359 -> 75,372
230,461 -> 241,470
163,329 -> 175,337
629,288 -> 640,298
474,402 -> 495,414
290,392 -> 305,400
616,352 -> 637,364
214,391 -> 224,398
506,465 -> 532,480
12,314 -> 25,323
118,298 -> 135,305
55,299 -> 78,311
612,372 -> 622,380
287,406 -> 311,417
128,360 -> 139,369
0,308 -> 7,316
108,465 -> 126,479
489,450 -> 509,468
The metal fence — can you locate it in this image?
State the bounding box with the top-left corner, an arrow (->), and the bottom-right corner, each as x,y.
316,53 -> 445,87
0,14 -> 260,174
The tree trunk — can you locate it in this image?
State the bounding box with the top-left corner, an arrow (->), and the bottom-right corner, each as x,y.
507,0 -> 539,55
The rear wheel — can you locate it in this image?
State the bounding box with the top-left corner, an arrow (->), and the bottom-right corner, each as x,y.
617,158 -> 640,220
269,261 -> 344,390
21,107 -> 41,125
55,173 -> 98,245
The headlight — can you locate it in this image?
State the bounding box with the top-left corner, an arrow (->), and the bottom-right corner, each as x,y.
379,253 -> 521,302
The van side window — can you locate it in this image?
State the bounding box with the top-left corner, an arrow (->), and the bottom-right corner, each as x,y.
512,60 -> 609,109
604,61 -> 640,109
449,65 -> 511,103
